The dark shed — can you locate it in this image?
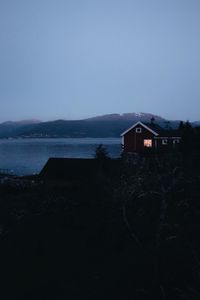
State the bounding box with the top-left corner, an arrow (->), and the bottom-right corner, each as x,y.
40,157 -> 120,180
40,158 -> 99,180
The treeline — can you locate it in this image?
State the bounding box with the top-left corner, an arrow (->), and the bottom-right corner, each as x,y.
179,121 -> 200,152
115,150 -> 200,299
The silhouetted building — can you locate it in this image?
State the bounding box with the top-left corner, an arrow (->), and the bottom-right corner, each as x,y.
40,158 -> 99,180
40,157 -> 119,180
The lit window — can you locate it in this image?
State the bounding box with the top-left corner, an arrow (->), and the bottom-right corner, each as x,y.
144,139 -> 152,147
162,139 -> 168,145
136,127 -> 142,133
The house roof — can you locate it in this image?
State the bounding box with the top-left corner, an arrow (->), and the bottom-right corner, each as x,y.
121,121 -> 181,138
121,121 -> 159,136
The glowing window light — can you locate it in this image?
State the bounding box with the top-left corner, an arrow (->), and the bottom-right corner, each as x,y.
144,139 -> 152,147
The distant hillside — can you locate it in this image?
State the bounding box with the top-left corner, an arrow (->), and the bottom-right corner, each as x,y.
0,113 -> 197,138
193,121 -> 200,127
12,119 -> 135,138
0,120 -> 41,138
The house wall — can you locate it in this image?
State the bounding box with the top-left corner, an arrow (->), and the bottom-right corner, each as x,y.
155,138 -> 180,149
123,124 -> 156,152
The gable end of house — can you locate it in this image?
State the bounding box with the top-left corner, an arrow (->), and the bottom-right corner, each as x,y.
121,121 -> 159,137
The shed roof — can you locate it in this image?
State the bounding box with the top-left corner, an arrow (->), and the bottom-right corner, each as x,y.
40,157 -> 120,180
40,158 -> 98,180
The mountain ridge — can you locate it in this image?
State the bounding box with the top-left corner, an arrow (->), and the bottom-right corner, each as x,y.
85,112 -> 165,122
0,113 -> 198,138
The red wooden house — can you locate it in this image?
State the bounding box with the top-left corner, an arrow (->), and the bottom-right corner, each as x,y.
121,121 -> 181,152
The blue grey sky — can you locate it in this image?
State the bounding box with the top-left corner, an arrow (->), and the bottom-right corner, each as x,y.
0,0 -> 200,122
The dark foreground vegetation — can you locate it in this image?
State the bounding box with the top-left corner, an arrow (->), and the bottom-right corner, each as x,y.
0,147 -> 200,299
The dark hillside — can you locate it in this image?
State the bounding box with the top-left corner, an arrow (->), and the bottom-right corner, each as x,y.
3,119 -> 182,138
20,119 -> 135,137
0,113 -> 186,138
0,121 -> 41,138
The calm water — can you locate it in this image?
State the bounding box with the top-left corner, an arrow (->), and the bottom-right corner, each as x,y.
0,138 -> 121,175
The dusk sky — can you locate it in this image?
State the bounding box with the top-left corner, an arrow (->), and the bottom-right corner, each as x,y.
0,0 -> 200,122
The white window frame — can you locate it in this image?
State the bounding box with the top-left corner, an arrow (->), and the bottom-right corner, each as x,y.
173,139 -> 180,144
162,139 -> 168,145
136,127 -> 142,133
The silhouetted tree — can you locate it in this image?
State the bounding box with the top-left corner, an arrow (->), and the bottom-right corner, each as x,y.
94,144 -> 110,161
181,121 -> 195,152
164,120 -> 171,129
150,117 -> 155,125
178,121 -> 184,131
194,126 -> 200,151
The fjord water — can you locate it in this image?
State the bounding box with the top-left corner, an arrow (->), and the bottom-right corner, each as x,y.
0,138 -> 121,175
